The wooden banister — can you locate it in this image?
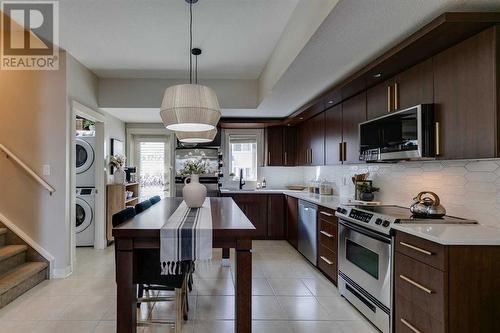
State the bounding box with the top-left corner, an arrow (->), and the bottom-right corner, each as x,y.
0,144 -> 55,195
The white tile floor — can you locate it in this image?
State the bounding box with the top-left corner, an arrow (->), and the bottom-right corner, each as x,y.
0,241 -> 378,333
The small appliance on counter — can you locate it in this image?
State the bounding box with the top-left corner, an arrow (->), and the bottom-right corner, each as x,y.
125,167 -> 137,183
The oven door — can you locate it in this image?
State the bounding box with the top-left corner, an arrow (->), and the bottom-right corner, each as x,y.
338,219 -> 391,308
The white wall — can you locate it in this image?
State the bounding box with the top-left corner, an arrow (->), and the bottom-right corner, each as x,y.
303,160 -> 500,228
0,45 -> 70,274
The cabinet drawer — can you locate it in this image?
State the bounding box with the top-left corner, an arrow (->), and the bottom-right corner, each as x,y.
318,207 -> 336,223
395,295 -> 446,333
395,253 -> 446,325
317,244 -> 337,283
318,219 -> 337,251
395,232 -> 446,271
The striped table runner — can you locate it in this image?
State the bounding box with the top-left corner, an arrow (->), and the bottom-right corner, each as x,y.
160,198 -> 213,275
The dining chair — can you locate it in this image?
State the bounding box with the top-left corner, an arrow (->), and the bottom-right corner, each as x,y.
135,249 -> 191,333
149,195 -> 161,205
135,200 -> 152,214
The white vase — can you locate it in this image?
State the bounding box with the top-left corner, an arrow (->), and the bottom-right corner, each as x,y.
183,174 -> 207,208
114,167 -> 126,184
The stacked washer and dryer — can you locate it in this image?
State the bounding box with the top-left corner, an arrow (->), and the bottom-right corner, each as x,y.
76,135 -> 96,246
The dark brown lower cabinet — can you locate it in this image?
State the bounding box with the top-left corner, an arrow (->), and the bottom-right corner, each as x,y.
267,194 -> 285,239
285,195 -> 298,249
221,193 -> 287,240
316,207 -> 338,284
394,231 -> 500,333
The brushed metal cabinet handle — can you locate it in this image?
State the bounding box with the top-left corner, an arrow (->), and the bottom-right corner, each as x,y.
394,82 -> 399,110
387,85 -> 392,112
400,318 -> 422,333
284,152 -> 287,165
399,242 -> 433,256
399,275 -> 433,294
320,230 -> 334,238
435,121 -> 440,156
320,211 -> 334,217
268,151 -> 271,166
320,256 -> 334,265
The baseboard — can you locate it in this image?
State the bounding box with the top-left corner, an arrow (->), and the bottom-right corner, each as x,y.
0,211 -> 55,277
52,265 -> 72,279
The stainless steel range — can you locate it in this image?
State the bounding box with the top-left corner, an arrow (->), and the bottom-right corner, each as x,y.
335,205 -> 476,333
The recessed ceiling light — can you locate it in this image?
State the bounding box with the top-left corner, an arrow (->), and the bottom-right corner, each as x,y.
328,100 -> 334,104
373,73 -> 382,78
299,117 -> 303,120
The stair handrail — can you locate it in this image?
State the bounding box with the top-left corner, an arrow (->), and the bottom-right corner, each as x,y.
0,144 -> 55,195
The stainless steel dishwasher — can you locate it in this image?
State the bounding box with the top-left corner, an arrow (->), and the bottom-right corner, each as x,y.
298,200 -> 317,265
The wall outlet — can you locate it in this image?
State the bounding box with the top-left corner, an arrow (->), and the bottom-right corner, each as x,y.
43,164 -> 51,176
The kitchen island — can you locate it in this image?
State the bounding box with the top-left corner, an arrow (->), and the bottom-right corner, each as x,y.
112,197 -> 257,333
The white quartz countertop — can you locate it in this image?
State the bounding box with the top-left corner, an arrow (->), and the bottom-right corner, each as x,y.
219,188 -> 344,210
220,188 -> 500,245
392,223 -> 500,245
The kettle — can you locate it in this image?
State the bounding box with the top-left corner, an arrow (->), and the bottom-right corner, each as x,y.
410,191 -> 446,218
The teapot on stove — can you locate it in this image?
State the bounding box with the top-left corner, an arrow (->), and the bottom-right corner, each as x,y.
410,191 -> 446,218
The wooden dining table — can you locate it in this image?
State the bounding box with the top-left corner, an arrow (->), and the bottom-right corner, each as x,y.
112,197 -> 257,333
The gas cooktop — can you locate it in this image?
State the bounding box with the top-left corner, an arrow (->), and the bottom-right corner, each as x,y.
335,205 -> 477,235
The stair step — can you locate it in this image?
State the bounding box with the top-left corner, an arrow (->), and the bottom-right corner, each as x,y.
0,245 -> 27,262
0,262 -> 48,308
0,228 -> 6,247
0,245 -> 28,276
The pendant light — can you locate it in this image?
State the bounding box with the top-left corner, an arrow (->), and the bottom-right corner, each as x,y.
176,128 -> 217,143
160,0 -> 221,133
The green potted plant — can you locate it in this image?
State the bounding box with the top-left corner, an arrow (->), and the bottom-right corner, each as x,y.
357,182 -> 380,202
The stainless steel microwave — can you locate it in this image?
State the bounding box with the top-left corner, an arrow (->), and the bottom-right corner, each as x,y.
359,104 -> 436,162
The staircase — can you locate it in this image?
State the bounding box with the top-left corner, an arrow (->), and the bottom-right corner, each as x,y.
0,226 -> 48,309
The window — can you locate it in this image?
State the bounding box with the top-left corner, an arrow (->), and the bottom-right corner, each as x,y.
229,135 -> 258,181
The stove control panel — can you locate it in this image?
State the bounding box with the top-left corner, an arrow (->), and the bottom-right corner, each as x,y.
348,209 -> 373,223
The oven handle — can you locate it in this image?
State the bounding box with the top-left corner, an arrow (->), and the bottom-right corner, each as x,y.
339,219 -> 391,243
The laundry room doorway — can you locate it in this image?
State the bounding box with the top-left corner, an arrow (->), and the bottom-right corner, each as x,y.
69,101 -> 107,277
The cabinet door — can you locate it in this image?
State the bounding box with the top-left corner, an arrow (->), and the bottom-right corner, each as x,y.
325,104 -> 343,165
283,126 -> 297,166
286,196 -> 298,249
229,194 -> 268,238
433,27 -> 497,159
297,122 -> 310,166
310,113 -> 325,166
342,92 -> 366,163
265,126 -> 284,166
367,78 -> 394,119
394,58 -> 434,110
267,194 -> 286,239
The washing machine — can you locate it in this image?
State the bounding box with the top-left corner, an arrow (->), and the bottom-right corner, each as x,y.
76,136 -> 96,187
76,187 -> 95,247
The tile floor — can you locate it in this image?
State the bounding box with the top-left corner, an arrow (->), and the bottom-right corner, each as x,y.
0,241 -> 378,333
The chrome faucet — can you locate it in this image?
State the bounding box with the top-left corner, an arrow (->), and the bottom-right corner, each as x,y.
239,169 -> 246,190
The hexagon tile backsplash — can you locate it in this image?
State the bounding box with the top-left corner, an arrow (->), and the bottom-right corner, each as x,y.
303,160 -> 500,228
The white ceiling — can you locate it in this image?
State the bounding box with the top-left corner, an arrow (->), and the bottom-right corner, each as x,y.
60,0 -> 500,122
59,0 -> 299,79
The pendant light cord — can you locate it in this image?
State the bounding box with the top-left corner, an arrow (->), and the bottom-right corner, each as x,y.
189,1 -> 193,84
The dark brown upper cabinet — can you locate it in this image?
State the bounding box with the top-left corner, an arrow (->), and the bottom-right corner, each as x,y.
325,104 -> 343,165
297,113 -> 325,166
433,26 -> 498,160
342,92 -> 367,163
264,126 -> 297,166
394,58 -> 434,110
310,112 -> 325,166
367,77 -> 395,119
283,126 -> 297,166
265,126 -> 284,166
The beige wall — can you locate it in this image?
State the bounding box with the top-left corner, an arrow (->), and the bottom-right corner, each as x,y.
0,43 -> 70,272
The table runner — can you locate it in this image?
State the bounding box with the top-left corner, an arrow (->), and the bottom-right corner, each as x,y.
160,198 -> 212,274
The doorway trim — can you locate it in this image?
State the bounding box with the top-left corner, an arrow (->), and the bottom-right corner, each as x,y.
69,101 -> 106,275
